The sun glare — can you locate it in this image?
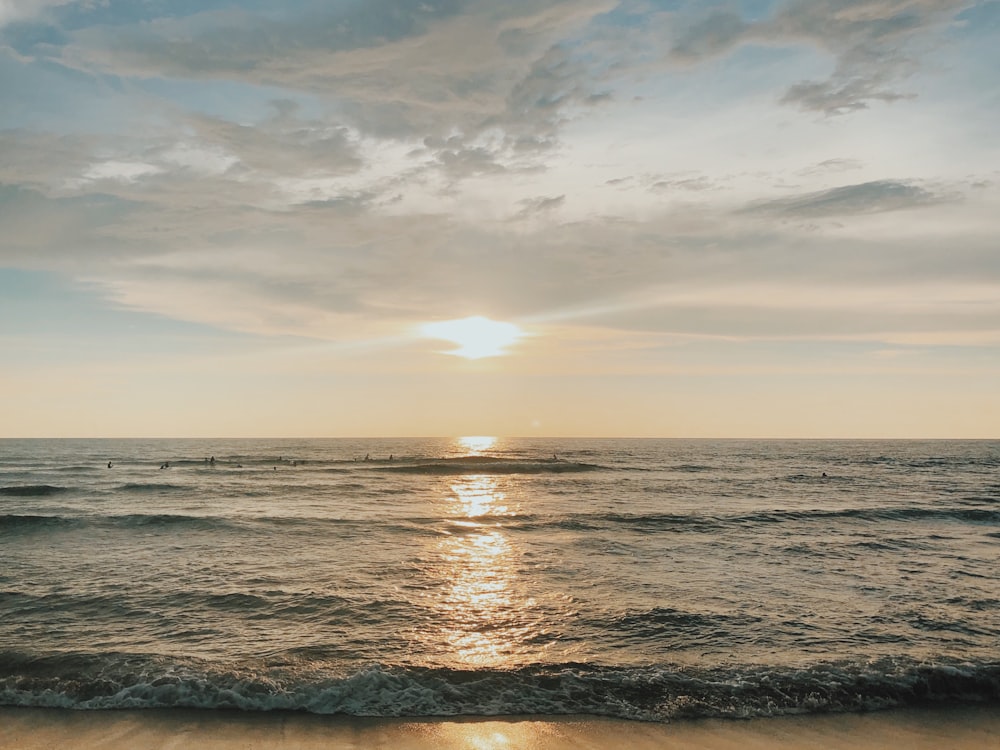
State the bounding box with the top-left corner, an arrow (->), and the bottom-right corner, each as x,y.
420,316 -> 524,359
458,435 -> 497,454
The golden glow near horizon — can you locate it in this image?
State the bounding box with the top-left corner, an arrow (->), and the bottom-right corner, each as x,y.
457,435 -> 498,454
420,316 -> 524,359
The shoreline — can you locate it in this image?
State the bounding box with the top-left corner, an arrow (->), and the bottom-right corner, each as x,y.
1,706 -> 997,749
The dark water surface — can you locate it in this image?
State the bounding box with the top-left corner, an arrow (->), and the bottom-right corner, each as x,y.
1,438 -> 997,720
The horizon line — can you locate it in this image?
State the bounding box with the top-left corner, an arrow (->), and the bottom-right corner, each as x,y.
1,435 -> 997,441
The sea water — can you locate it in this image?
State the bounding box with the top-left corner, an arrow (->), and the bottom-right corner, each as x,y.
1,438 -> 997,720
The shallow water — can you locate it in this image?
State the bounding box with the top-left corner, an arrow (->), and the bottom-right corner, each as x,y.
1,438 -> 998,720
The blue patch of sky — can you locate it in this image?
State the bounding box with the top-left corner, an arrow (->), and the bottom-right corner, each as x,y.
0,51 -> 137,133
626,0 -> 776,22
0,269 -> 235,342
948,2 -> 1000,80
45,0 -> 408,33
735,0 -> 776,23
137,77 -> 327,125
906,5 -> 1000,116
49,0 -> 288,30
956,0 -> 1000,30
0,20 -> 68,56
593,2 -> 662,30
615,41 -> 826,113
714,41 -> 830,96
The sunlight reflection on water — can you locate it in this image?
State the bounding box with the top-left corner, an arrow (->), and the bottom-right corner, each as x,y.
456,435 -> 498,454
426,474 -> 532,667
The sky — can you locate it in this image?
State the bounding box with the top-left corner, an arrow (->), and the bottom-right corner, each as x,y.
1,0 -> 998,438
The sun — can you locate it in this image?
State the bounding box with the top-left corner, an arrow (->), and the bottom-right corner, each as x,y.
420,316 -> 524,359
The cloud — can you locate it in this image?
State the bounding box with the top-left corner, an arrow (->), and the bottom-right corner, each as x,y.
178,108 -> 364,178
429,141 -> 509,179
670,9 -> 751,62
3,158 -> 995,353
740,180 -> 952,217
51,1 -> 615,146
10,1 -> 622,202
515,194 -> 564,218
669,0 -> 970,114
1,0 -> 995,359
649,174 -> 716,192
798,158 -> 864,176
779,70 -> 913,115
0,129 -> 96,187
80,160 -> 163,183
0,0 -> 73,29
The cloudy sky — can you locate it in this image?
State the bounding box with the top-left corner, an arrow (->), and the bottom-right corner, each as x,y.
2,0 -> 998,438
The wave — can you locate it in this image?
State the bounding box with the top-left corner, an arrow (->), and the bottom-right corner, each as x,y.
855,455 -> 1000,469
0,514 -> 78,531
2,503 -> 993,542
381,457 -> 604,475
0,484 -> 69,497
0,653 -> 995,720
116,483 -> 187,493
483,506 -> 997,536
112,513 -> 245,532
605,607 -> 763,640
572,506 -> 1000,532
1,587 -> 362,625
0,512 -> 242,535
731,507 -> 1000,525
668,464 -> 715,473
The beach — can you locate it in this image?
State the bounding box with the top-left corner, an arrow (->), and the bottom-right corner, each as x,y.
2,706 -> 998,749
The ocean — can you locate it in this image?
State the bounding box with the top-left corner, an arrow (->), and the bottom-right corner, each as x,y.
1,437 -> 997,722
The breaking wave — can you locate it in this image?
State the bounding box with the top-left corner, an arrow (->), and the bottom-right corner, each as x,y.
0,652 -> 996,720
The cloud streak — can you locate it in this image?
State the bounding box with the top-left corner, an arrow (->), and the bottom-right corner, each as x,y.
740,179 -> 952,217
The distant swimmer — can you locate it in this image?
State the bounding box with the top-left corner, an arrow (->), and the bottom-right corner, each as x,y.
210,456 -> 215,464
107,461 -> 113,469
822,472 -> 828,478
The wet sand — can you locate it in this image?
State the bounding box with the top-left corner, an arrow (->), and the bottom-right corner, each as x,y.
1,706 -> 997,749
